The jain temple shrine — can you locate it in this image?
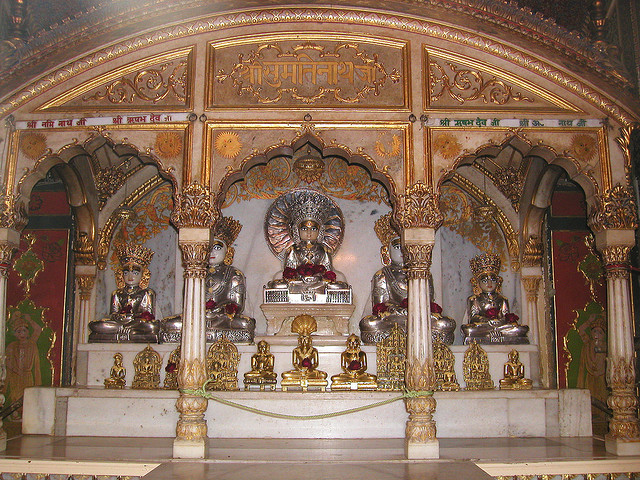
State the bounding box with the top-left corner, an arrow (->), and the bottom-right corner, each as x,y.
1,0 -> 640,478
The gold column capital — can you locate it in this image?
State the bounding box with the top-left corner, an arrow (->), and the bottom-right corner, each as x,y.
588,184 -> 638,232
601,244 -> 632,280
522,235 -> 543,267
402,243 -> 433,280
522,276 -> 542,302
171,182 -> 219,229
76,274 -> 95,301
178,241 -> 209,279
394,182 -> 443,230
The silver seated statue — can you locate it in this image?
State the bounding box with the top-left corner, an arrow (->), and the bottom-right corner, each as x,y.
359,213 -> 455,345
461,253 -> 529,345
89,243 -> 159,343
161,216 -> 255,343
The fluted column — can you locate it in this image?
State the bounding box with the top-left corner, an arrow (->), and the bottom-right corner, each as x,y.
403,238 -> 438,459
521,274 -> 541,346
588,181 -> 640,456
174,237 -> 209,458
170,182 -> 218,459
600,242 -> 640,455
72,266 -> 96,384
395,182 -> 442,460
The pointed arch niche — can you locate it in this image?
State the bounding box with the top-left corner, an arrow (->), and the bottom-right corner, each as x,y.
216,132 -> 397,335
436,131 -> 601,381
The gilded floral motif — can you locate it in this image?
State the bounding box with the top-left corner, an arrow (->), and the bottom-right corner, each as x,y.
19,132 -> 47,160
588,184 -> 638,232
395,182 -> 443,230
429,60 -> 534,106
171,182 -> 217,229
432,133 -> 462,160
154,132 -> 183,159
222,156 -> 389,207
374,133 -> 402,158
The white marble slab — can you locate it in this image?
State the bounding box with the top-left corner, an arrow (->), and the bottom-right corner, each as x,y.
23,386 -> 591,439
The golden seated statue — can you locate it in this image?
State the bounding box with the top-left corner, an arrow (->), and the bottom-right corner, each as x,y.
499,349 -> 532,390
244,340 -> 278,391
331,334 -> 377,391
281,315 -> 327,392
104,352 -> 126,389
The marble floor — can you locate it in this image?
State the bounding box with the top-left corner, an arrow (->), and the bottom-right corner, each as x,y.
0,434 -> 639,479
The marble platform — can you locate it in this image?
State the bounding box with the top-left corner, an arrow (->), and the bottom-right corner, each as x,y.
22,386 -> 591,439
76,341 -> 541,390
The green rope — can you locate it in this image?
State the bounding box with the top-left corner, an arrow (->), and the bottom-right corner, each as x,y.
181,381 -> 433,421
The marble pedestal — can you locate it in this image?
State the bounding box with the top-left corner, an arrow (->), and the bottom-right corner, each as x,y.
605,436 -> 640,456
260,304 -> 355,335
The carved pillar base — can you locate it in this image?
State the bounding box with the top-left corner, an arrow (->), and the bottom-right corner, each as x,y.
605,437 -> 640,456
405,395 -> 439,459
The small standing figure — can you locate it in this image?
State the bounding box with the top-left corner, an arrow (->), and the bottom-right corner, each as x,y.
461,253 -> 528,345
331,334 -> 377,391
281,315 -> 328,391
104,353 -> 126,389
499,349 -> 532,390
5,311 -> 42,417
89,244 -> 159,343
244,340 -> 278,391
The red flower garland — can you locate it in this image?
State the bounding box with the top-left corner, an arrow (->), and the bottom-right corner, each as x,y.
139,311 -> 155,322
348,360 -> 362,370
205,299 -> 217,310
373,302 -> 388,315
485,308 -> 500,319
430,302 -> 443,314
225,303 -> 239,315
505,313 -> 519,323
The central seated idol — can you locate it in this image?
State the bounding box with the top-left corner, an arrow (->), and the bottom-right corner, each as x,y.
262,189 -> 353,335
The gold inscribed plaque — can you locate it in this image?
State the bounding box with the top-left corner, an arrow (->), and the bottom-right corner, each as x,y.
209,34 -> 408,109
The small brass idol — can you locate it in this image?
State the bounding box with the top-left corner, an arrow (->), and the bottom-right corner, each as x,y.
499,349 -> 532,390
206,336 -> 239,390
104,352 -> 126,389
331,334 -> 377,391
463,341 -> 494,390
433,339 -> 459,391
163,346 -> 181,390
376,323 -> 406,391
132,345 -> 161,389
244,340 -> 278,391
281,315 -> 328,392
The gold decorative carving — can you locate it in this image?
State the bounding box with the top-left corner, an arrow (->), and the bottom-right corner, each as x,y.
178,242 -> 209,279
179,357 -> 207,391
0,195 -> 28,230
164,346 -> 181,390
588,184 -> 638,232
493,166 -> 524,212
429,59 -> 534,106
616,126 -> 635,188
522,277 -> 541,302
19,132 -> 47,160
406,356 -> 435,391
215,41 -> 401,105
607,357 -> 640,440
222,151 -> 390,208
395,182 -> 443,230
171,182 -> 217,229
463,342 -> 494,390
73,232 -> 94,265
95,166 -> 126,208
132,345 -> 161,389
3,9 -> 633,124
434,340 -> 460,391
154,132 -> 183,159
83,60 -> 187,105
569,133 -> 598,163
601,245 -> 631,280
374,133 -> 401,158
376,323 -> 406,391
76,274 -> 95,301
0,242 -> 17,277
405,395 -> 437,443
214,132 -> 243,159
403,244 -> 434,280
522,235 -> 543,267
206,337 -> 239,391
432,133 -> 462,160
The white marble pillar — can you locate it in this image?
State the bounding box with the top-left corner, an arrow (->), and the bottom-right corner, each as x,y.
520,268 -> 541,346
598,238 -> 640,455
173,232 -> 209,459
403,230 -> 438,459
72,265 -> 96,384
